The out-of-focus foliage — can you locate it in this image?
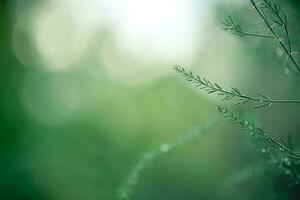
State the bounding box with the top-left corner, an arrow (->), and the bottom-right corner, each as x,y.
1,0 -> 300,199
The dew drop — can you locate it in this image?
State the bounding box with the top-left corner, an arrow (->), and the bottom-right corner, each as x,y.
279,148 -> 284,151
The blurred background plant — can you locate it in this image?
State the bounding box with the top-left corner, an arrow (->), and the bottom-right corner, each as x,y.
1,0 -> 300,199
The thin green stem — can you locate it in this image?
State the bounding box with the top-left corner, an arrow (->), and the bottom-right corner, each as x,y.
267,132 -> 300,160
223,17 -> 274,39
264,2 -> 292,53
268,99 -> 300,103
243,32 -> 274,39
244,96 -> 300,104
250,0 -> 300,72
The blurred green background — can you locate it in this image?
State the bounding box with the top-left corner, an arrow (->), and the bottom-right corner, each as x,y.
1,0 -> 300,199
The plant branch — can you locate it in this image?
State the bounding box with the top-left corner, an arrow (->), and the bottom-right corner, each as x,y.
223,16 -> 274,39
260,0 -> 292,52
250,0 -> 300,72
217,106 -> 300,160
174,65 -> 300,108
243,32 -> 274,38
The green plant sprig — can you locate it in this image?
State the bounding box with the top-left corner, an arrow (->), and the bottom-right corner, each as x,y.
250,0 -> 299,71
260,0 -> 292,52
223,16 -> 274,39
217,106 -> 300,160
223,0 -> 299,72
174,65 -> 300,108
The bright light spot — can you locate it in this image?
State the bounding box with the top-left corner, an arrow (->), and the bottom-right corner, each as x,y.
31,0 -> 106,70
101,0 -> 203,83
115,0 -> 199,61
13,0 -> 205,83
160,143 -> 170,152
124,0 -> 181,32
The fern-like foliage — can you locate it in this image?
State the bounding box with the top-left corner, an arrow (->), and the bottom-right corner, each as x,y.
260,0 -> 292,51
174,65 -> 300,109
217,106 -> 300,160
223,0 -> 299,72
217,106 -> 300,184
173,0 -> 300,188
223,16 -> 274,38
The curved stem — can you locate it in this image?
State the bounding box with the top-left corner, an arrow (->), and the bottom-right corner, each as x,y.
266,132 -> 300,160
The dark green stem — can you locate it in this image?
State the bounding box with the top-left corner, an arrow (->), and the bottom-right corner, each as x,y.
250,0 -> 300,72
